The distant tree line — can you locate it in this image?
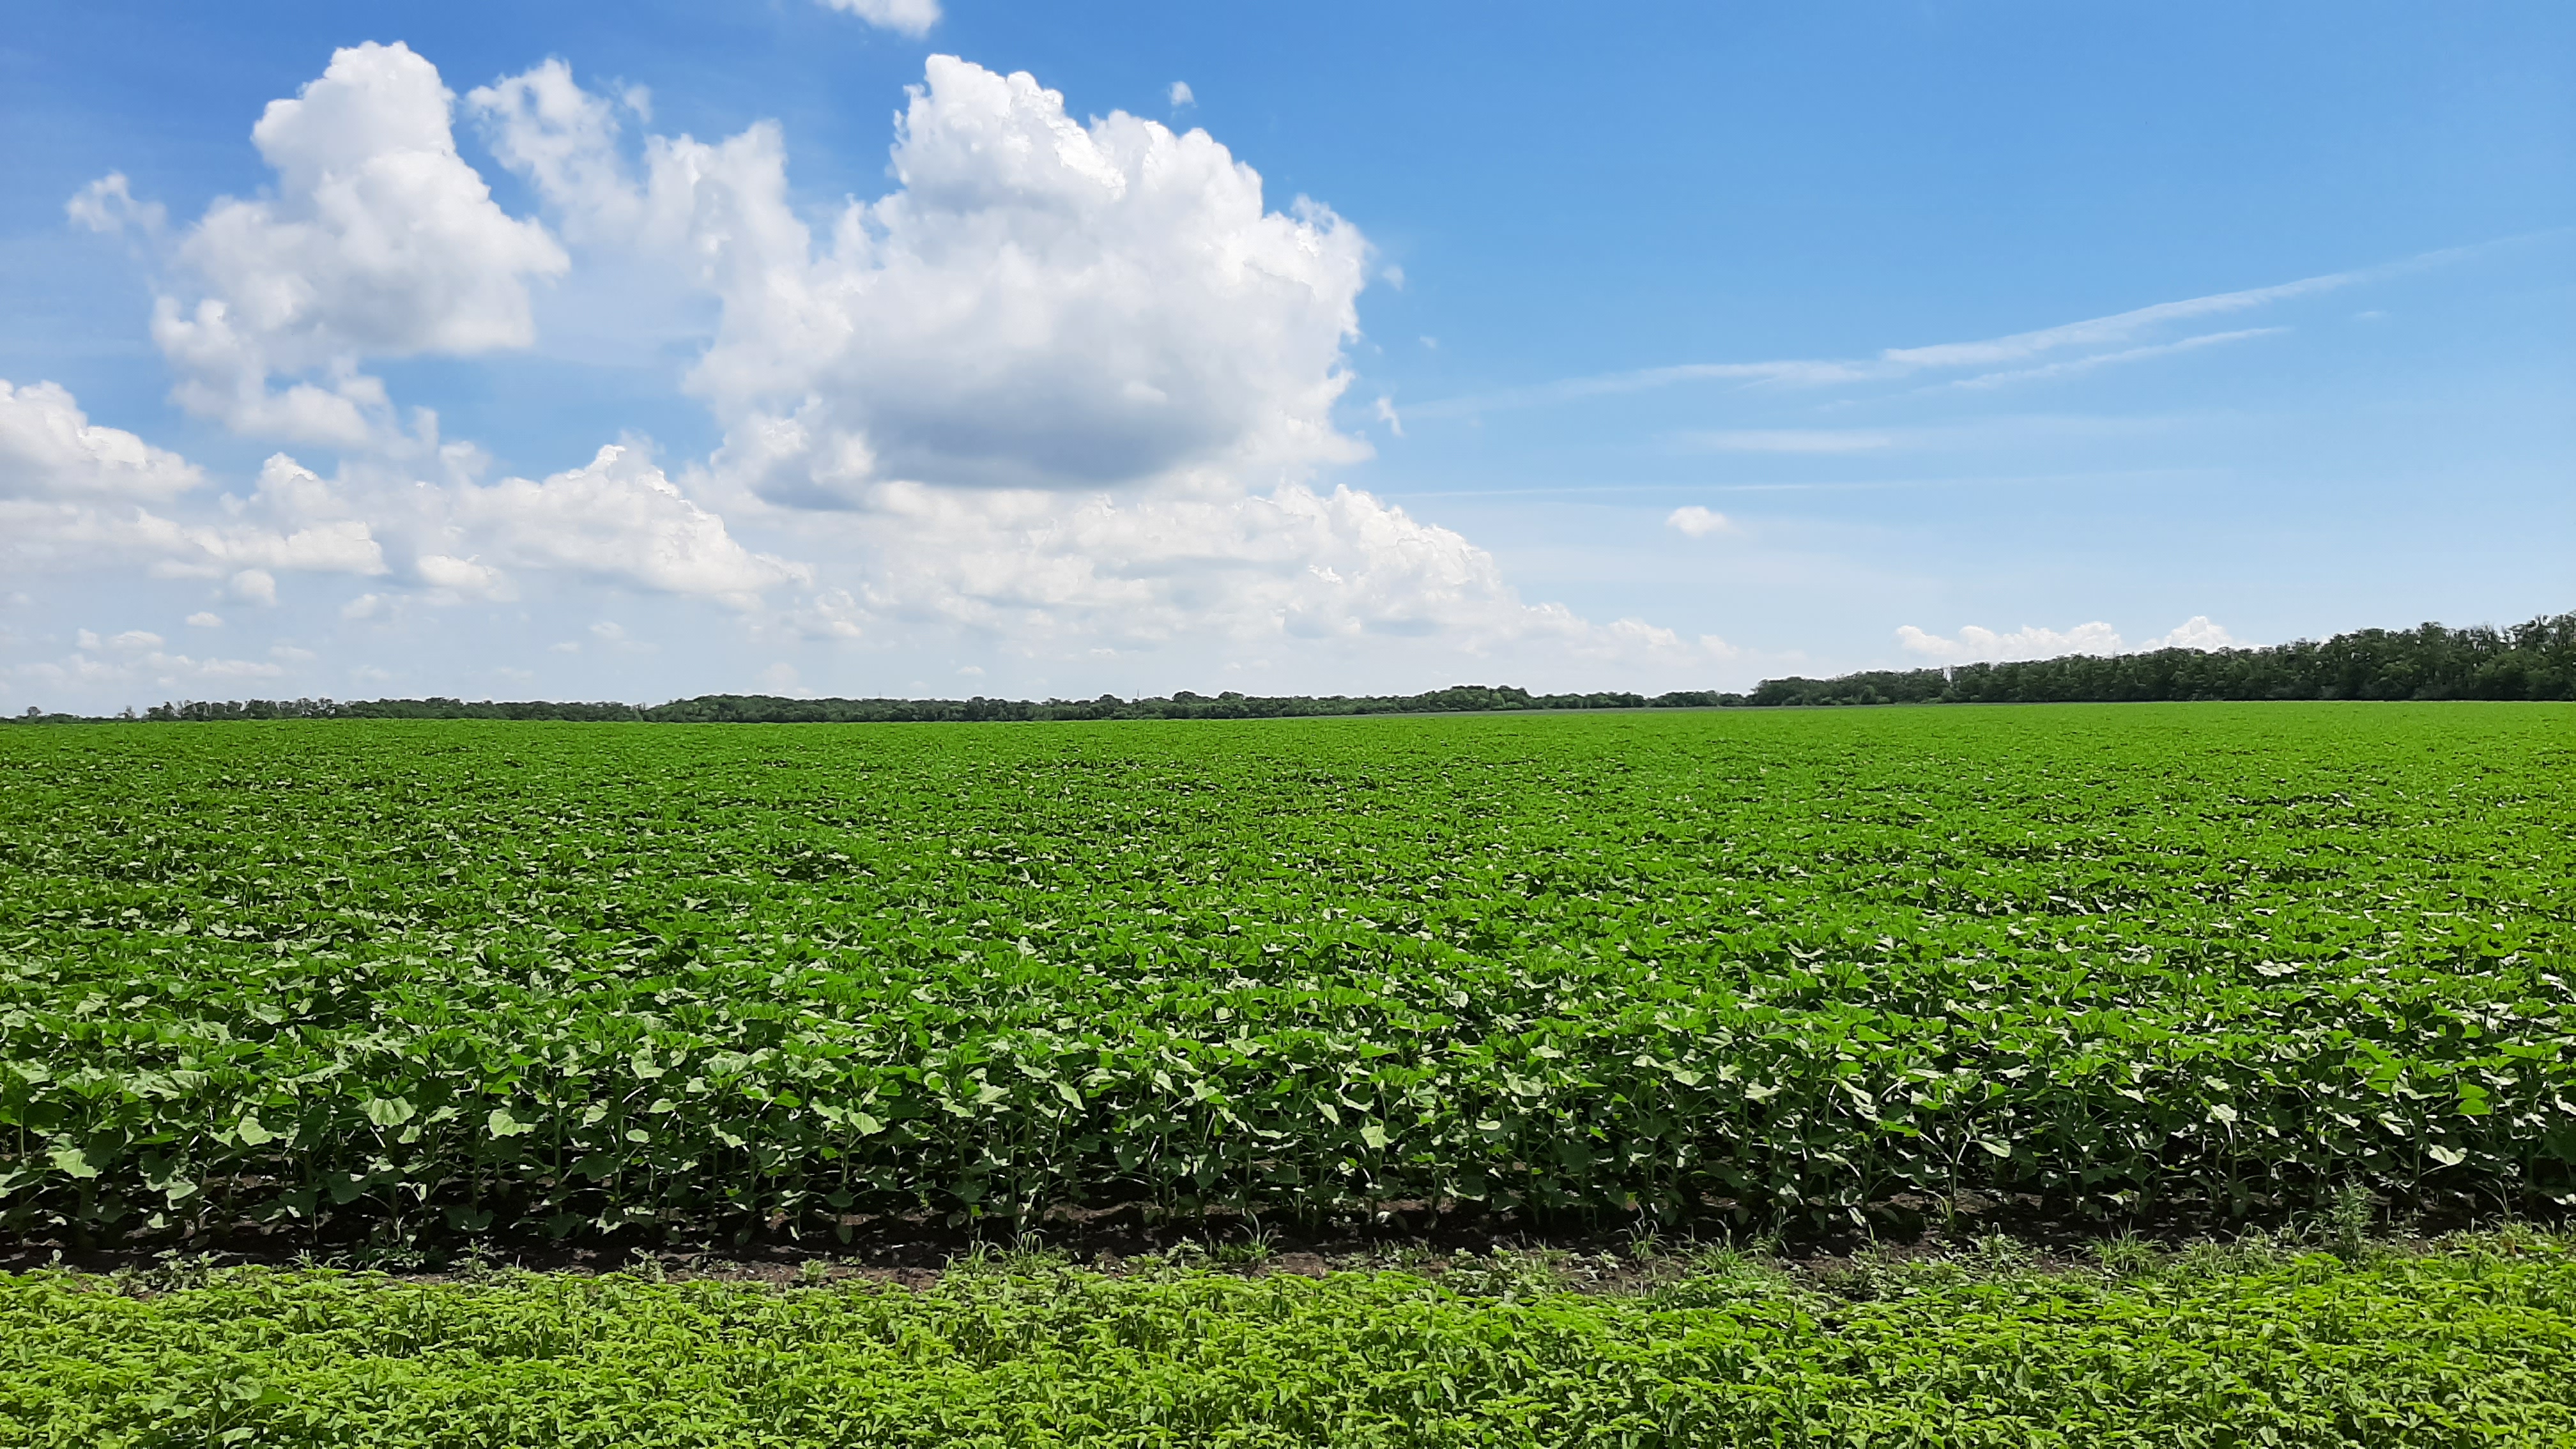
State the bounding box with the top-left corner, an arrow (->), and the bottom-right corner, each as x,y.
7,610 -> 2565,724
1750,611 -> 2573,706
103,684 -> 1737,725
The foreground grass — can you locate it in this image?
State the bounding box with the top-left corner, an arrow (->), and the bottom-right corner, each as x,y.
4,1232 -> 2572,1447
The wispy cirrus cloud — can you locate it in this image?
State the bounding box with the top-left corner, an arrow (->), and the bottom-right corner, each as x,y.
1674,428 -> 1896,454
1944,326 -> 2286,390
1668,411 -> 2184,458
1403,360 -> 1871,421
1403,241 -> 2497,420
1880,284 -> 2338,370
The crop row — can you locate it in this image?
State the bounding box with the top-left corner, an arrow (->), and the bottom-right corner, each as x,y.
1,705 -> 2570,1243
4,940 -> 2574,1239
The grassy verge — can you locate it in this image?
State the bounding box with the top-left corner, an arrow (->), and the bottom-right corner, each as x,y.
4,1230 -> 2571,1448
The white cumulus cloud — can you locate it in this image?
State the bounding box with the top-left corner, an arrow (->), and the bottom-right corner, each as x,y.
0,381 -> 395,592
21,45 -> 1763,707
3,366 -> 799,625
456,50 -> 1762,686
816,0 -> 940,36
1664,505 -> 1735,537
216,521 -> 387,574
65,172 -> 166,237
0,379 -> 202,500
810,480 -> 1736,685
105,42 -> 567,447
415,553 -> 509,599
476,54 -> 1372,498
2141,615 -> 2242,651
450,443 -> 808,605
17,643 -> 288,693
462,60 -> 643,247
1896,615 -> 2243,663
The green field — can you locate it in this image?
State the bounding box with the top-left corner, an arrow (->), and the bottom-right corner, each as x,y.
4,703 -> 2574,1442
7,1234 -> 2575,1448
3,703 -> 2570,1245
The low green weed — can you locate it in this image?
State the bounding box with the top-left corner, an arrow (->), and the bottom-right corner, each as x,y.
3,1239 -> 2570,1446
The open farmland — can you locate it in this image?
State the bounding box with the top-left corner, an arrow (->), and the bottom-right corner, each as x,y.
8,1235 -> 2575,1448
3,703 -> 2570,1250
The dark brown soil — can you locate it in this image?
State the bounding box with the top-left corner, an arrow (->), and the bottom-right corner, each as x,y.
0,1186 -> 2516,1287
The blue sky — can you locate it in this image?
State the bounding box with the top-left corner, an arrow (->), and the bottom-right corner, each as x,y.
3,1 -> 2568,710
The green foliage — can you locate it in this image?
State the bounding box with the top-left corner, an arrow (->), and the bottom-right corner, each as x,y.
3,1239 -> 2573,1446
102,683 -> 1732,726
8,608 -> 2557,726
1753,610 -> 2576,705
0,703 -> 2570,1245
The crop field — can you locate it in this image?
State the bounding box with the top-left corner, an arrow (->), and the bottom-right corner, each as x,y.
4,702 -> 2574,1444
2,703 -> 2570,1249
7,1232 -> 2575,1448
